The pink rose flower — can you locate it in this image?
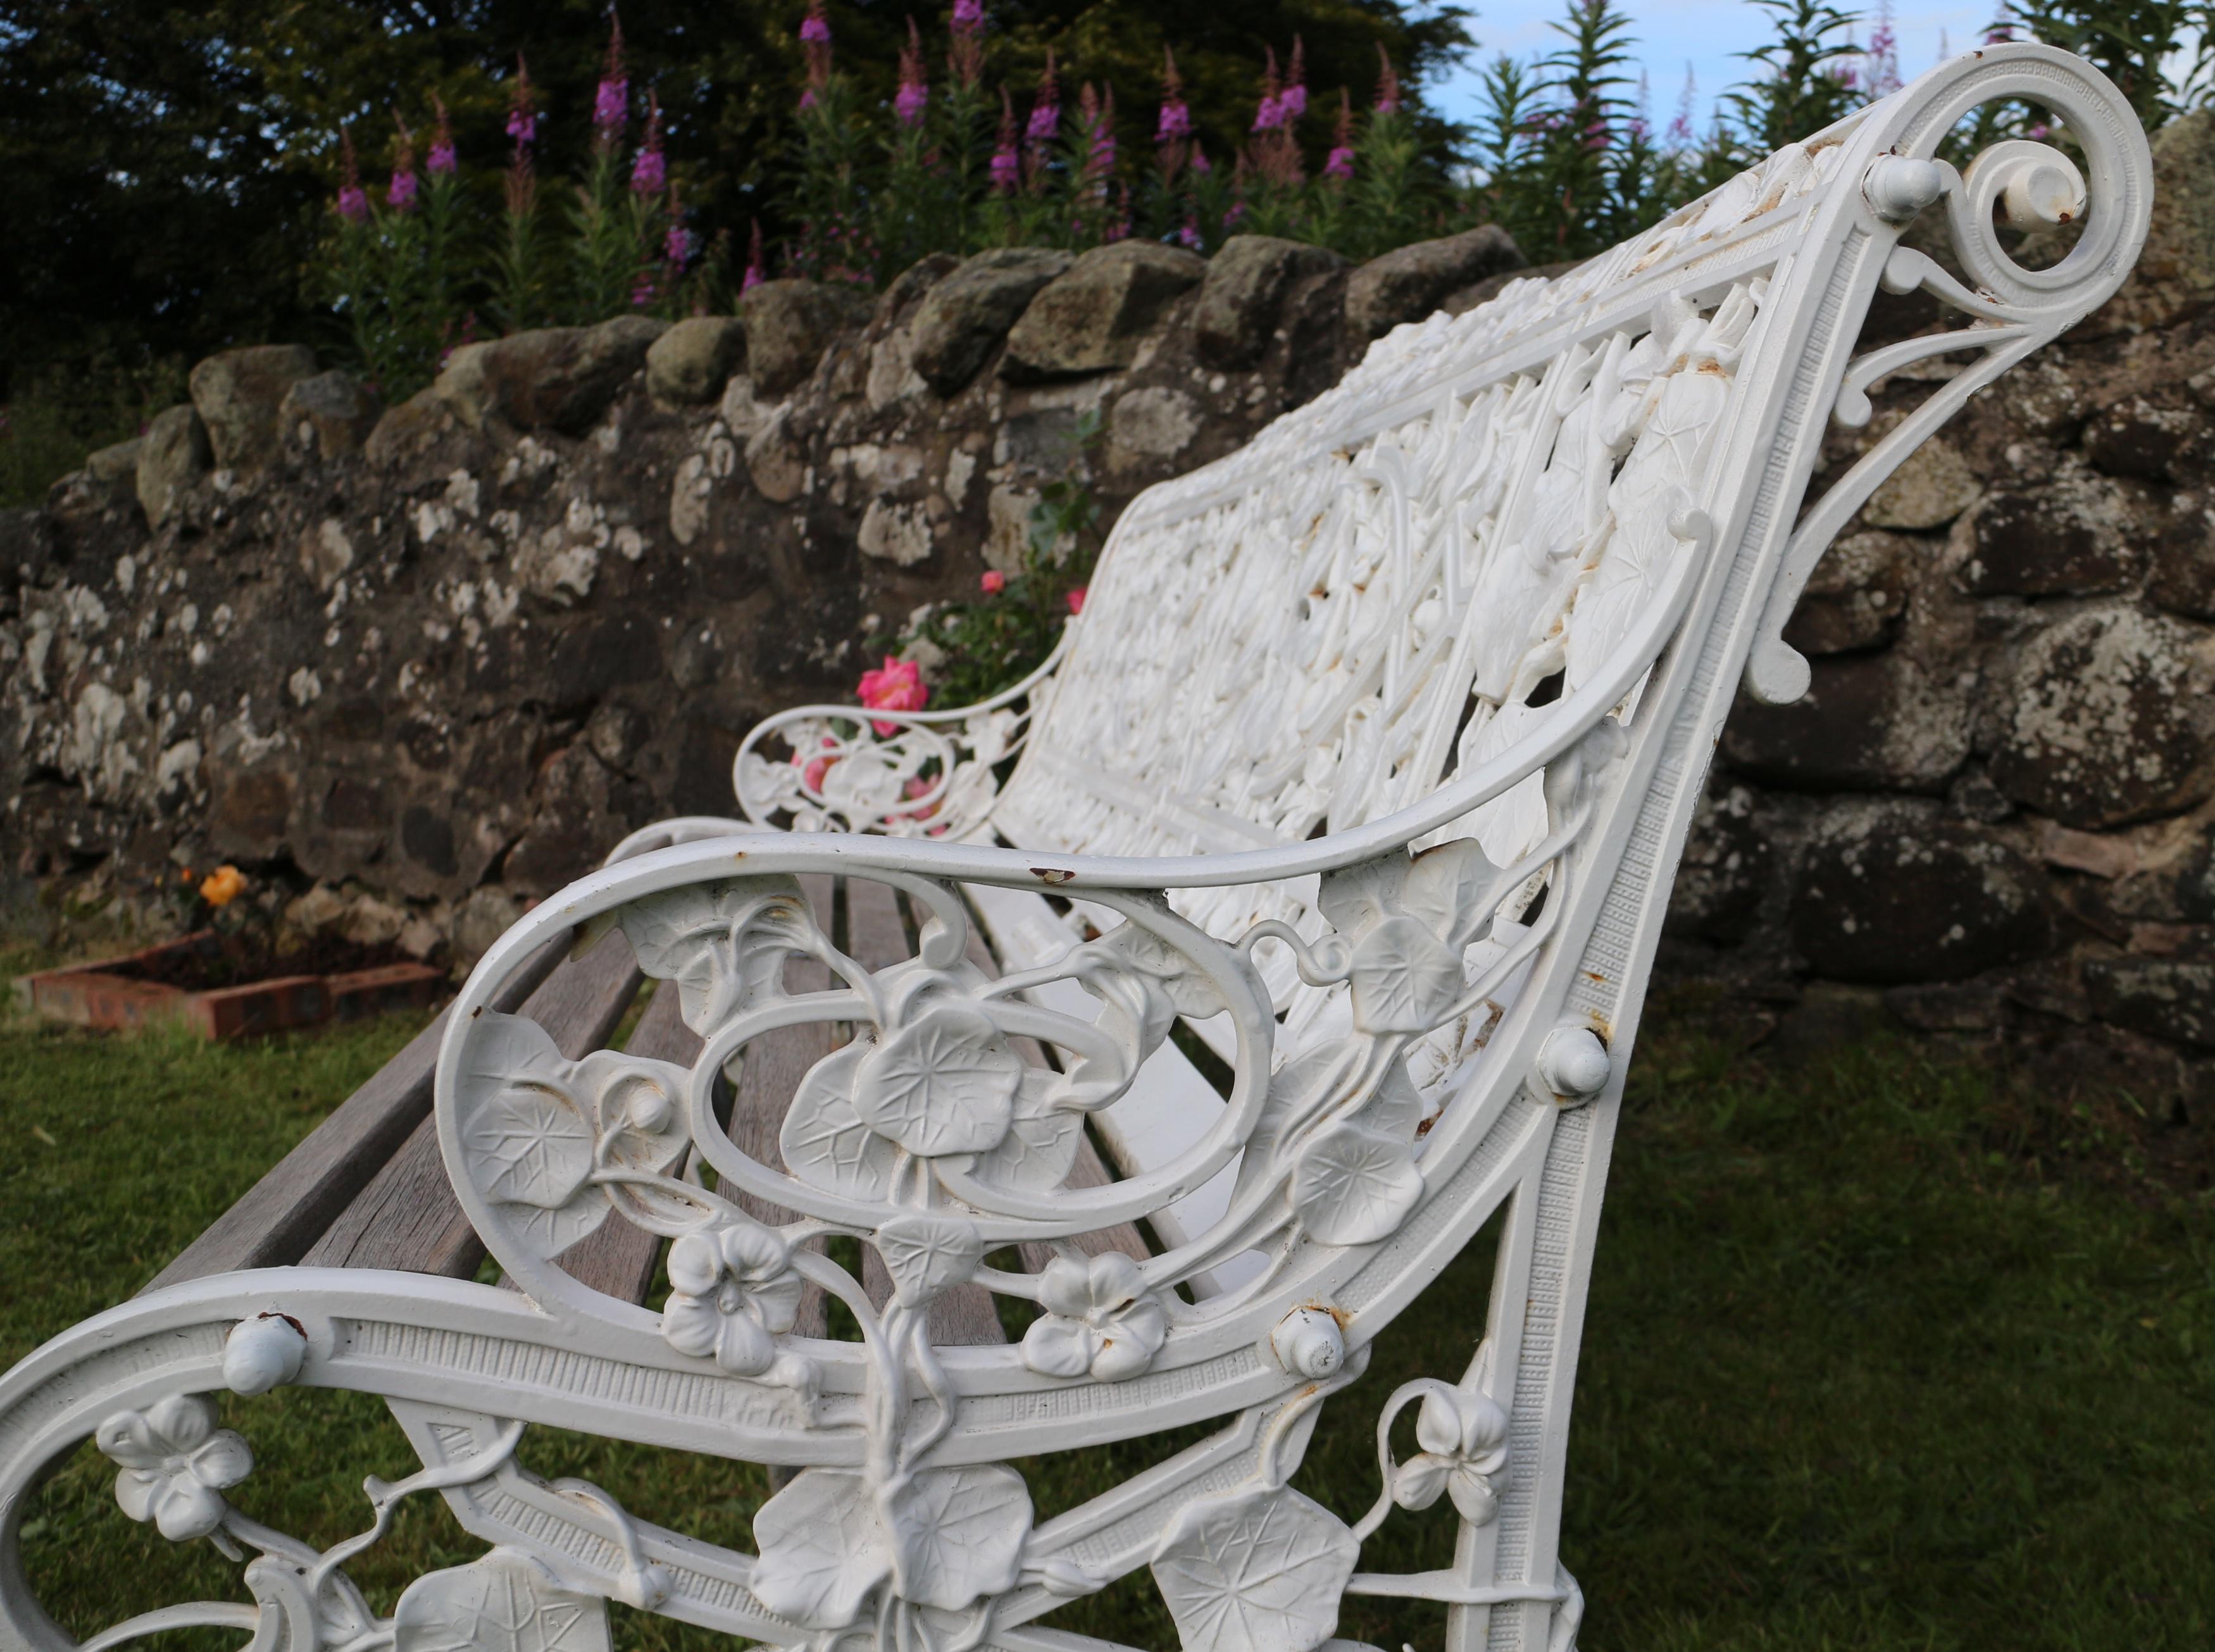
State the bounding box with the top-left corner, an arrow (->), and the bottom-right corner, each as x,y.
1066,587 -> 1087,616
981,569 -> 1006,593
858,655 -> 928,735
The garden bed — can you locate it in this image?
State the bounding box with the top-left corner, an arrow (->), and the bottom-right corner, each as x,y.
11,930 -> 443,1040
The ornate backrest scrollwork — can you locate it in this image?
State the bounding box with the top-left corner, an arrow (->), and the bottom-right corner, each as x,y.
0,47 -> 2152,1652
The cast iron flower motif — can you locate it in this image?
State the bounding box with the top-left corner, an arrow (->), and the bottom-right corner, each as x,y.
1020,1252 -> 1168,1381
96,1393 -> 253,1541
661,1219 -> 804,1376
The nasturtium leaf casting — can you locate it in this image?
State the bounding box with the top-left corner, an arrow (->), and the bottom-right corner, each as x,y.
850,1004 -> 1022,1157
1152,1485 -> 1360,1652
1291,1119 -> 1424,1245
875,1213 -> 984,1307
392,1548 -> 611,1652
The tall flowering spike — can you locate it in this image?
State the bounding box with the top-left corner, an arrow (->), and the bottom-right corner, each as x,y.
896,18 -> 929,127
1868,0 -> 1902,96
949,0 -> 985,87
1026,49 -> 1059,142
1156,46 -> 1191,143
1281,37 -> 1307,121
1667,61 -> 1695,147
1375,44 -> 1401,116
595,14 -> 630,135
506,56 -> 540,148
631,92 -> 666,193
1081,83 -> 1116,180
991,85 -> 1020,190
427,94 -> 457,175
336,127 -> 370,222
1325,87 -> 1354,180
801,0 -> 833,87
742,219 -> 766,290
387,113 -> 419,211
1252,46 -> 1283,132
663,180 -> 694,270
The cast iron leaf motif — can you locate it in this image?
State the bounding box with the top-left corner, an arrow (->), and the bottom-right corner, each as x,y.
1151,1485 -> 1359,1652
392,1547 -> 609,1652
750,1469 -> 893,1630
620,876 -> 817,1034
875,1213 -> 985,1307
1291,1119 -> 1424,1245
849,1005 -> 1021,1157
781,1042 -> 902,1200
880,1463 -> 1033,1612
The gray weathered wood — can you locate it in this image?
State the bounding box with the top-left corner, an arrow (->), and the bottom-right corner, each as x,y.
302,931 -> 645,1276
144,936 -> 569,1293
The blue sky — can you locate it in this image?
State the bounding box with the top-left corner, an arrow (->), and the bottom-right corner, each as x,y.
1422,0 -> 1995,133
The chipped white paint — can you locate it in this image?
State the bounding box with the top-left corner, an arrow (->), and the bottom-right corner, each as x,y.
0,51 -> 2149,1652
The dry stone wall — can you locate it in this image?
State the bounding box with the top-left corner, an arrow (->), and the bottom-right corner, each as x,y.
8,121 -> 2215,1095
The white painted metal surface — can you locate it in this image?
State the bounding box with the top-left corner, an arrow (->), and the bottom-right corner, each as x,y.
0,47 -> 2150,1652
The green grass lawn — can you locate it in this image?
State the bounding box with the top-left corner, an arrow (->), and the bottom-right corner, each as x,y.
3,995 -> 2210,1649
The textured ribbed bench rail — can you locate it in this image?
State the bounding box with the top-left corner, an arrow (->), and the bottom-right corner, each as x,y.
0,46 -> 2150,1652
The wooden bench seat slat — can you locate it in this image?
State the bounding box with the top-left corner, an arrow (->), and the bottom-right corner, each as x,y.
301,930 -> 646,1276
143,935 -> 570,1293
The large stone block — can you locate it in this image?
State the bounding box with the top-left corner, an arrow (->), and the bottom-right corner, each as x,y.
739,280 -> 870,398
1962,471 -> 2140,596
1789,812 -> 2055,983
1724,651 -> 1970,793
279,370 -> 382,461
1861,437 -> 1980,530
2091,108 -> 2215,334
1343,225 -> 1523,341
1990,605 -> 2215,829
647,316 -> 746,406
190,344 -> 318,471
435,316 -> 668,435
2150,497 -> 2215,619
136,405 -> 211,526
2084,956 -> 2215,1048
1783,530 -> 1910,654
907,249 -> 1072,395
1002,242 -> 1206,380
1193,235 -> 1347,369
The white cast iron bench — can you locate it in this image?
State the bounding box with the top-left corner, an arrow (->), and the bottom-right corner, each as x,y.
0,46 -> 2149,1652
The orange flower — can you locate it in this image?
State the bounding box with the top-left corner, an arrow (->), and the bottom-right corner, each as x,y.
199,866 -> 246,909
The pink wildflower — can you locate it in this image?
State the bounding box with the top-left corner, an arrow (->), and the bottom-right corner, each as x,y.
949,0 -> 985,88
991,86 -> 1020,190
1375,46 -> 1402,116
387,115 -> 419,210
1026,51 -> 1059,141
1280,38 -> 1307,120
1324,87 -> 1353,181
336,127 -> 370,221
801,0 -> 833,87
1190,149 -> 1211,175
858,655 -> 928,735
632,95 -> 666,192
427,96 -> 458,175
1082,83 -> 1116,178
594,16 -> 629,133
952,0 -> 983,28
742,220 -> 767,290
796,736 -> 837,793
895,19 -> 929,126
1065,587 -> 1087,616
506,58 -> 540,146
981,569 -> 1006,593
1325,145 -> 1354,180
1156,98 -> 1191,142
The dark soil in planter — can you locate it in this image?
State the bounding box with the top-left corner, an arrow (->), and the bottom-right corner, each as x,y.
103,933 -> 415,991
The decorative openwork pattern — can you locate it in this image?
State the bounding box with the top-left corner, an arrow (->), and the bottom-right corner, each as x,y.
0,47 -> 2150,1652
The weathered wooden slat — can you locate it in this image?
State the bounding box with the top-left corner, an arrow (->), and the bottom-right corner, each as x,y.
848,875 -> 1007,1347
541,983 -> 702,1304
301,930 -> 645,1276
725,874 -> 835,1341
144,936 -> 570,1293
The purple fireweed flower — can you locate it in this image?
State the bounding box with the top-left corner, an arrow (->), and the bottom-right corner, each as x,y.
387,168 -> 418,209
990,147 -> 1019,188
1026,92 -> 1059,140
1375,46 -> 1401,116
799,11 -> 830,43
952,0 -> 983,28
1324,144 -> 1354,180
665,223 -> 694,265
799,88 -> 817,111
506,108 -> 539,143
632,144 -> 664,192
742,220 -> 766,289
1176,218 -> 1201,247
801,0 -> 833,85
1190,149 -> 1211,174
1279,84 -> 1306,120
632,279 -> 656,307
338,183 -> 369,221
427,95 -> 456,175
895,19 -> 928,126
595,16 -> 629,132
1984,24 -> 2014,44
1251,94 -> 1283,132
1156,99 -> 1190,141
